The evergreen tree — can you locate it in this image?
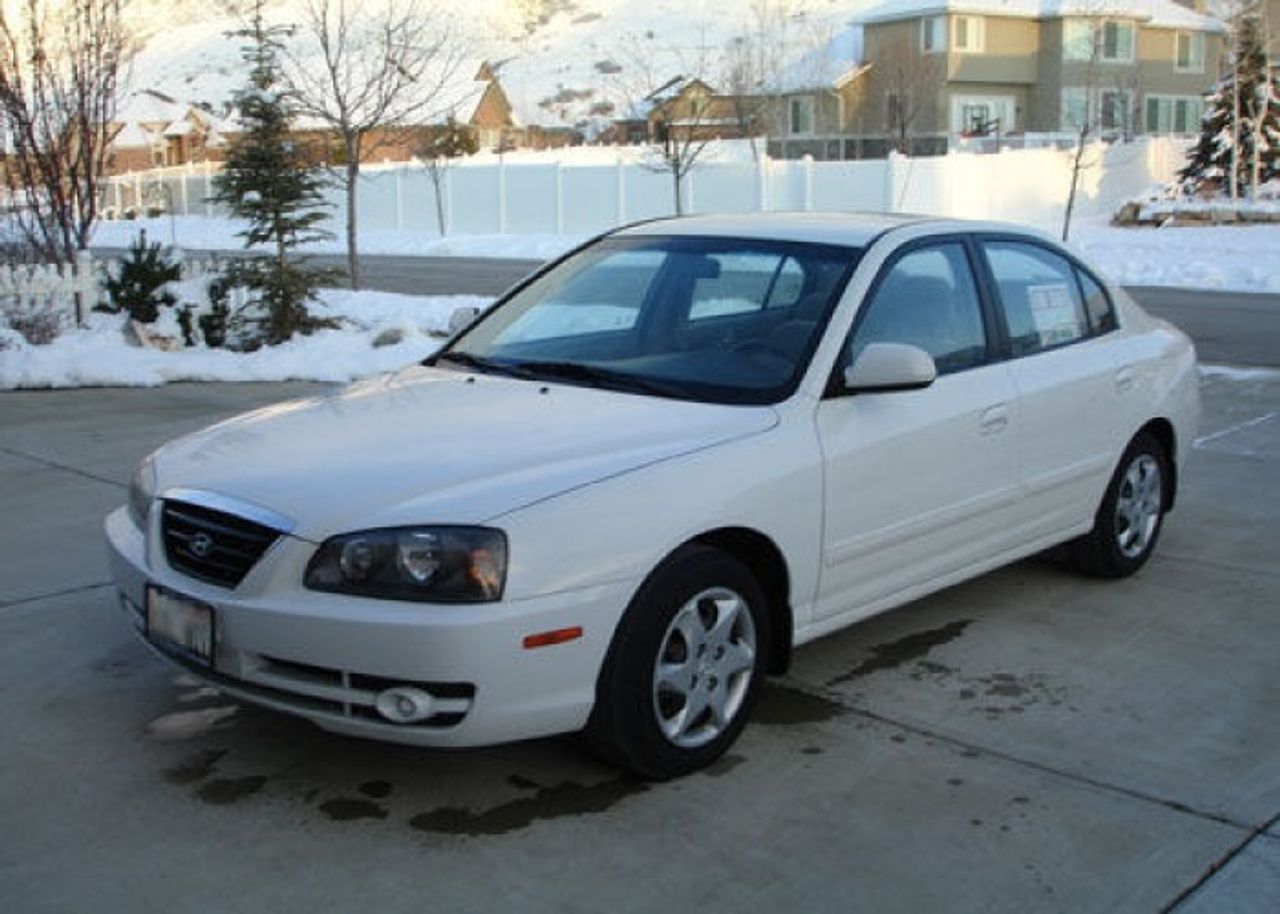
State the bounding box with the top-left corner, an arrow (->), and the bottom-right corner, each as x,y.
211,0 -> 335,346
1179,13 -> 1280,198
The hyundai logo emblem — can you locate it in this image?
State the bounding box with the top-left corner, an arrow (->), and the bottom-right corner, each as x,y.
189,532 -> 215,559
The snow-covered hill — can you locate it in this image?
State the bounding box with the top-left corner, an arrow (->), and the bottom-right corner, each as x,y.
125,0 -> 877,134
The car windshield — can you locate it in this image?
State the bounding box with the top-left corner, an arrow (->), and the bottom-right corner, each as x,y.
434,235 -> 860,405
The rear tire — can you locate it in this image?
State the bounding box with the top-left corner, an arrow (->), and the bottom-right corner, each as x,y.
586,545 -> 770,780
1069,432 -> 1171,579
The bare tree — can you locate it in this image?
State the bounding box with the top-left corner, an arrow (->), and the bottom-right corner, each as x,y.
746,0 -> 801,144
0,0 -> 132,321
867,31 -> 943,154
612,31 -> 723,216
1061,14 -> 1108,242
416,114 -> 477,235
721,35 -> 765,160
282,0 -> 469,289
650,87 -> 712,215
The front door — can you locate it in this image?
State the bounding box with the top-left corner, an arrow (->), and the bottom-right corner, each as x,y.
815,239 -> 1020,622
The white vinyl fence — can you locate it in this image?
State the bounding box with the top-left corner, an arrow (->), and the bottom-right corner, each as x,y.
101,137 -> 1188,240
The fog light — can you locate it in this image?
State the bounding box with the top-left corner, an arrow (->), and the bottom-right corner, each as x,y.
374,686 -> 435,723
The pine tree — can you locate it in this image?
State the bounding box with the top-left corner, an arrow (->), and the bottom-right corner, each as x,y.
1179,13 -> 1280,198
210,0 -> 335,346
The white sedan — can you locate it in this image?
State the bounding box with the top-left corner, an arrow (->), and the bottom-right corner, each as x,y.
105,213 -> 1199,778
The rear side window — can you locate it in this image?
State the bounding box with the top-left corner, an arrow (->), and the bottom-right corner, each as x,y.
1078,269 -> 1117,334
850,242 -> 988,375
982,241 -> 1090,355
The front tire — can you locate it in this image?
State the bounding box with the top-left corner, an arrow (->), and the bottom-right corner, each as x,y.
1069,432 -> 1171,578
586,546 -> 770,779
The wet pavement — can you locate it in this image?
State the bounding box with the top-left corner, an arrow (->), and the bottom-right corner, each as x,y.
1,368 -> 1277,913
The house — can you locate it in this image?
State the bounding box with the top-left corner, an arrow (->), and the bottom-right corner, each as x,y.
761,25 -> 876,160
108,63 -> 581,176
1177,0 -> 1279,65
606,77 -> 755,146
108,90 -> 233,173
766,0 -> 1226,159
290,62 -> 523,166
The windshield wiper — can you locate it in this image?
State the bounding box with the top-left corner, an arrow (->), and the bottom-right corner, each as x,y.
511,360 -> 687,399
431,351 -> 526,378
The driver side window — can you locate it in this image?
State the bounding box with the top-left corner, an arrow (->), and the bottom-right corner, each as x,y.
849,243 -> 988,375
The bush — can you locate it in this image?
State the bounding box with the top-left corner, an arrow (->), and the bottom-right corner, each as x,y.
102,233 -> 181,324
199,276 -> 233,348
3,305 -> 62,345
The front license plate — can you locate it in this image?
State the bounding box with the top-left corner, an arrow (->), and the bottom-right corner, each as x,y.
146,586 -> 215,666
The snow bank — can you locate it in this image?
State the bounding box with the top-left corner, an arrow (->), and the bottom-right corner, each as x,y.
0,289 -> 491,390
1068,220 -> 1280,294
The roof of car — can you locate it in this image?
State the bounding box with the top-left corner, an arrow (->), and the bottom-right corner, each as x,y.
613,212 -> 1058,250
613,212 -> 933,248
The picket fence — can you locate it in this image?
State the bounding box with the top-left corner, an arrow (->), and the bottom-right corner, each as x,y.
1,250 -> 225,327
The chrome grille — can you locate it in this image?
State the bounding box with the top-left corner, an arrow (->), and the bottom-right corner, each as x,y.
162,498 -> 282,587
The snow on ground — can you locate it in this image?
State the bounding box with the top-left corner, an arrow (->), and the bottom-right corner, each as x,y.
1069,219 -> 1280,294
10,212 -> 1280,391
0,290 -> 491,390
1198,364 -> 1280,382
95,214 -> 1280,295
91,217 -> 583,261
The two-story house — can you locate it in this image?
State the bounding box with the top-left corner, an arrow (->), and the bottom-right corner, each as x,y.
767,0 -> 1226,159
863,0 -> 1223,139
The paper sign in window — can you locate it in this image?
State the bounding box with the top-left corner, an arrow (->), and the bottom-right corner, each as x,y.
1027,284 -> 1081,347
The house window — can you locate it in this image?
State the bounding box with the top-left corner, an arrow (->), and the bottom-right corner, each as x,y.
1145,95 -> 1203,133
1064,18 -> 1134,63
961,103 -> 991,133
789,96 -> 815,135
1101,20 -> 1135,62
951,95 -> 1015,134
953,16 -> 984,53
1099,89 -> 1134,132
1175,31 -> 1204,72
921,16 -> 946,53
1064,20 -> 1092,60
1061,87 -> 1089,130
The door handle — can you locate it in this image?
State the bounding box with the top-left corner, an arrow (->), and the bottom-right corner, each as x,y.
980,404 -> 1009,435
1115,367 -> 1136,393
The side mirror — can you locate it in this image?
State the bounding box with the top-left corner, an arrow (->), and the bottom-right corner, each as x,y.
843,342 -> 937,393
447,306 -> 480,338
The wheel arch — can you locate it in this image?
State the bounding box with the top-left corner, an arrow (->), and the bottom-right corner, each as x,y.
1136,417 -> 1177,511
687,526 -> 793,675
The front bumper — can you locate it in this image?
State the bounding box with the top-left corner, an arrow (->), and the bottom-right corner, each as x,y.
105,506 -> 631,747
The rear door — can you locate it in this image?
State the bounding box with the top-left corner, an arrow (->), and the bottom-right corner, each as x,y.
975,237 -> 1132,540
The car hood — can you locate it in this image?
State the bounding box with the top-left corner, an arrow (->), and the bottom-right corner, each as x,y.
153,366 -> 778,540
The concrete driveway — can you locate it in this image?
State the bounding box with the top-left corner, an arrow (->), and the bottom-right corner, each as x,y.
1,370 -> 1278,913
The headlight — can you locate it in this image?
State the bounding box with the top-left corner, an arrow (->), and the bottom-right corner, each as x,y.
128,457 -> 157,530
304,527 -> 507,603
